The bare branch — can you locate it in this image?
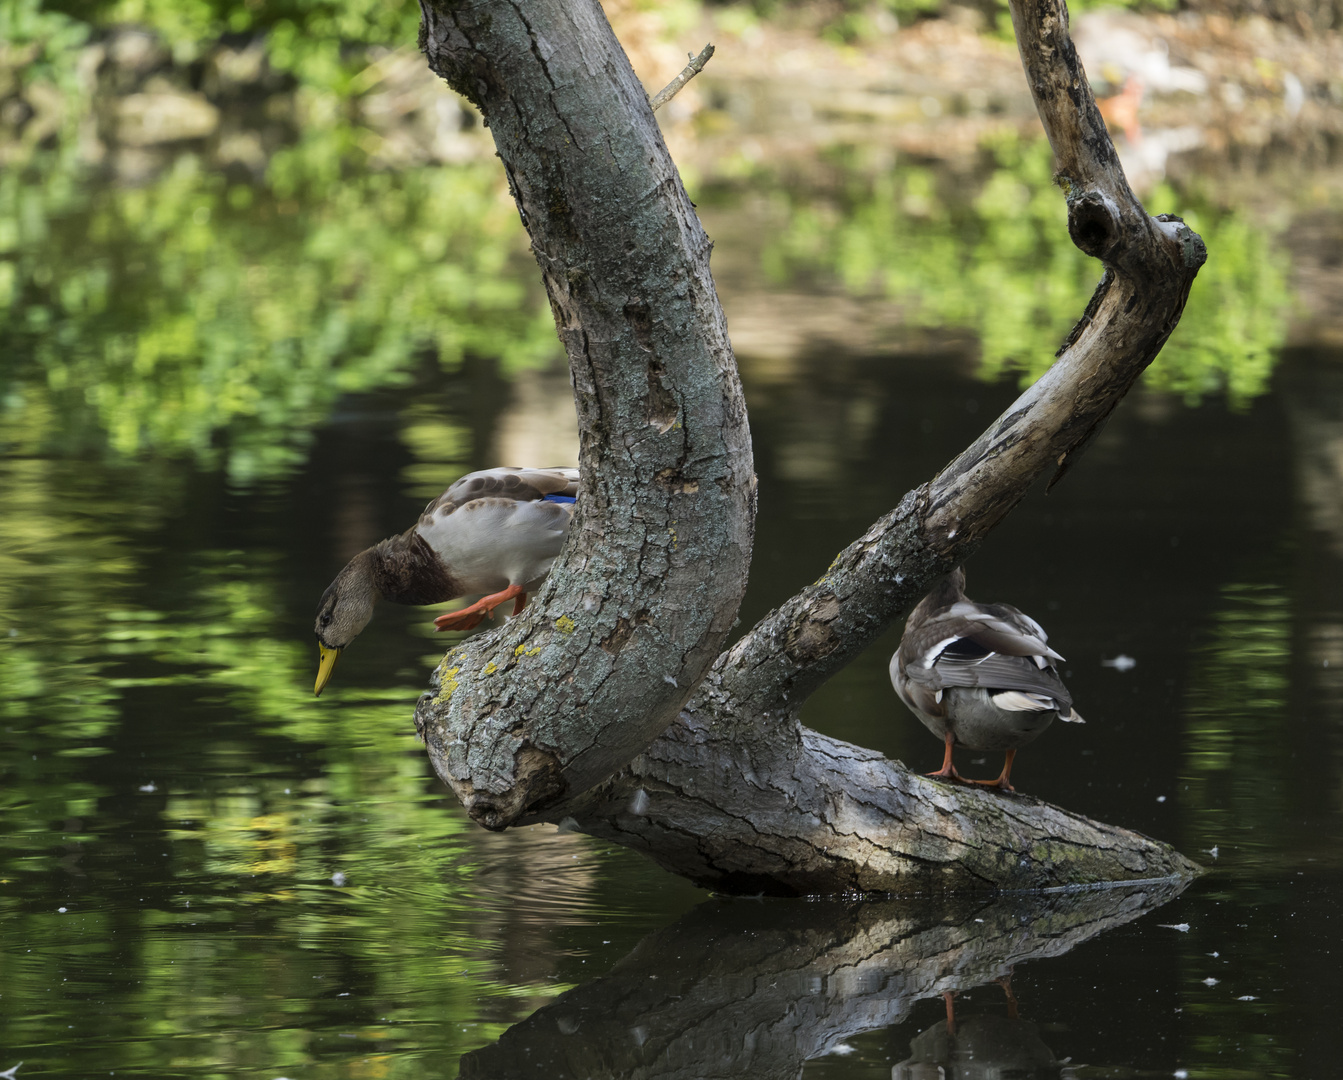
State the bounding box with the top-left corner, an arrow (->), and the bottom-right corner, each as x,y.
551,0 -> 1206,893
703,0 -> 1207,723
414,0 -> 1203,893
650,43 -> 715,113
566,714 -> 1201,894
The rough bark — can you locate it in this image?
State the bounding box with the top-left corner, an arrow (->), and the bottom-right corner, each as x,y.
547,0 -> 1206,893
460,878 -> 1190,1078
563,711 -> 1199,895
413,0 -> 1206,892
413,0 -> 754,830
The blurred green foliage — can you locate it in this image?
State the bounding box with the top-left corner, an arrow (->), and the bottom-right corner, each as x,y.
45,0 -> 419,84
1,0 -> 90,87
0,0 -> 1293,493
0,1 -> 561,484
763,136 -> 1289,406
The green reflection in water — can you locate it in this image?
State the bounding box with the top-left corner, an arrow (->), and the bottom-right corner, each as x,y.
1170,573 -> 1302,1080
1181,581 -> 1293,863
0,458 -> 162,733
762,136 -> 1289,407
1,752 -> 562,1077
0,144 -> 554,483
0,475 -> 608,1075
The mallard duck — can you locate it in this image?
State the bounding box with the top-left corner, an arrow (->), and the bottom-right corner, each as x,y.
313,466 -> 579,696
889,567 -> 1083,791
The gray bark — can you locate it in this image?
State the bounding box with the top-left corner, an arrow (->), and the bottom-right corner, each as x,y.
460,878 -> 1190,1079
413,0 -> 1205,892
413,0 -> 754,830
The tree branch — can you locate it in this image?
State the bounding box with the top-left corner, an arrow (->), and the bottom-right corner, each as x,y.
414,0 -> 753,830
412,0 -> 1205,892
544,0 -> 1206,892
650,44 -> 715,113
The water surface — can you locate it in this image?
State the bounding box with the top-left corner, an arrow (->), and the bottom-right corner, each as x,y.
3,31 -> 1343,1077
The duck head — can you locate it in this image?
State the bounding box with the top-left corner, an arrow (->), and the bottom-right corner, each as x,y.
313,552 -> 378,696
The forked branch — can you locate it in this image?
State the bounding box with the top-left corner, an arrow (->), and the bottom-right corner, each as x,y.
414,0 -> 1205,894
552,0 -> 1205,892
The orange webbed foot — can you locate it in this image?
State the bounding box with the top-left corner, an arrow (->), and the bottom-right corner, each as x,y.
434,585 -> 527,633
925,732 -> 965,783
967,750 -> 1017,792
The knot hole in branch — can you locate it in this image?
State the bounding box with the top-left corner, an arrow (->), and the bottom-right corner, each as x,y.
1066,192 -> 1120,260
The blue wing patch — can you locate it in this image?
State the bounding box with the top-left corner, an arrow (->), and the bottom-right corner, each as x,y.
543,494 -> 577,504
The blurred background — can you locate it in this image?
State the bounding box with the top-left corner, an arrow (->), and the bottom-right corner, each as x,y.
2,0 -> 1342,1075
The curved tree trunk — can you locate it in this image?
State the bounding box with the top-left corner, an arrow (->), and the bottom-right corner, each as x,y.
414,0 -> 755,830
413,0 -> 1206,891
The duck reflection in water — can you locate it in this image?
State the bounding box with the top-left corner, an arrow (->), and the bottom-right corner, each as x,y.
894,978 -> 1071,1080
890,566 -> 1084,791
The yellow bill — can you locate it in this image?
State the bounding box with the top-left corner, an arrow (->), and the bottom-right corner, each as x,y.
314,643 -> 341,696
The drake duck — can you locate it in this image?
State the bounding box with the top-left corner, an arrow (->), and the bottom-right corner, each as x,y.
889,566 -> 1083,791
313,466 -> 579,696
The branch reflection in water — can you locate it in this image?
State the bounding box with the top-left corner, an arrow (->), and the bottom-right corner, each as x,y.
460,879 -> 1188,1078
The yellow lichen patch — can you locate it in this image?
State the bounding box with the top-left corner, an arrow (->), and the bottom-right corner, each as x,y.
668,520 -> 678,550
554,615 -> 577,635
814,552 -> 844,586
482,661 -> 497,676
514,642 -> 543,658
435,665 -> 461,704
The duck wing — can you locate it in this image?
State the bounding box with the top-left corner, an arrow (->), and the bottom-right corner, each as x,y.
943,601 -> 1063,661
419,467 -> 579,523
899,604 -> 1078,713
929,637 -> 1064,692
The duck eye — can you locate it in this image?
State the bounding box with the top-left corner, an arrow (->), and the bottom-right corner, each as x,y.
320,612 -> 333,627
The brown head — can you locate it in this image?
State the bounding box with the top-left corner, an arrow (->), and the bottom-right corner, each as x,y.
313,550 -> 380,696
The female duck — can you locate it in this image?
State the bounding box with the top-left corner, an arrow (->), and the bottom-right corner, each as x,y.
313,466 -> 579,695
889,566 -> 1083,791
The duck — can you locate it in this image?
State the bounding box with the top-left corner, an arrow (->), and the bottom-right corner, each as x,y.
313,466 -> 579,696
889,566 -> 1083,791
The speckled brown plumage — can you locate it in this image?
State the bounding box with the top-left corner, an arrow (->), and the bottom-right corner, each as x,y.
417,468 -> 577,526
371,531 -> 460,606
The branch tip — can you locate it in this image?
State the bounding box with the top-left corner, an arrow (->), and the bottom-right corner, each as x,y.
650,43 -> 715,113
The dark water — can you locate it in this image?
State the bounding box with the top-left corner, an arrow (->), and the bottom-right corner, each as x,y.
6,335 -> 1343,1077
4,76 -> 1343,1080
